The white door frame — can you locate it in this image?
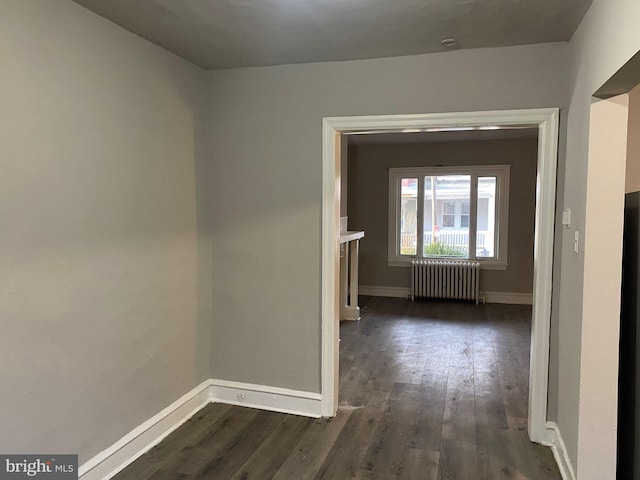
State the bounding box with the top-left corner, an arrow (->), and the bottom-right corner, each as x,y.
321,108 -> 559,444
574,95 -> 628,478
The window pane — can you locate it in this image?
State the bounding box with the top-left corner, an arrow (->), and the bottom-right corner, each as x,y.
477,177 -> 497,258
460,200 -> 470,228
400,178 -> 417,255
443,201 -> 455,227
424,175 -> 469,258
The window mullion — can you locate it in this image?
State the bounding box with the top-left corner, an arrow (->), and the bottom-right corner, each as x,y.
469,174 -> 478,260
416,176 -> 424,258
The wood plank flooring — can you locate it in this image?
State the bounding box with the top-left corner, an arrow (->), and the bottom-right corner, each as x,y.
113,296 -> 561,479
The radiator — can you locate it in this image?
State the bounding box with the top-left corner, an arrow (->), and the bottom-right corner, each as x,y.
411,260 -> 481,304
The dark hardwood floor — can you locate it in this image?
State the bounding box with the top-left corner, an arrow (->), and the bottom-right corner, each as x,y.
113,296 -> 561,479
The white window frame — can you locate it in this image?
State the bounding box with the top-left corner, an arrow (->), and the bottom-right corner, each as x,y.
388,164 -> 510,270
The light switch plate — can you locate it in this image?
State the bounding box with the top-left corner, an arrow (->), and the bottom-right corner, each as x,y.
562,208 -> 571,229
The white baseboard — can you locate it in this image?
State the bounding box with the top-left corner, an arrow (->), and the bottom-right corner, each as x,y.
78,379 -> 323,480
482,291 -> 533,305
359,285 -> 410,298
360,285 -> 532,305
79,379 -> 212,480
210,379 -> 322,418
545,422 -> 577,480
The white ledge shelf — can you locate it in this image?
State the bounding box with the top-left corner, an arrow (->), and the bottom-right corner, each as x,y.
339,230 -> 365,244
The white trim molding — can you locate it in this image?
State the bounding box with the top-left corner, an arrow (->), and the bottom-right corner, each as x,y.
359,285 -> 410,298
209,379 -> 322,418
322,109 -> 559,441
358,285 -> 533,305
359,285 -> 532,305
482,291 -> 533,305
79,380 -> 212,480
79,379 -> 323,480
545,422 -> 577,480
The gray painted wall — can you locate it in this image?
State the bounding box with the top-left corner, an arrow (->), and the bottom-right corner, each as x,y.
558,0 -> 640,472
347,139 -> 537,295
206,43 -> 569,393
11,0 -> 640,473
0,0 -> 211,463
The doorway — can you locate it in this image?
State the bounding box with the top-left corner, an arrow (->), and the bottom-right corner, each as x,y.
583,51 -> 640,479
321,109 -> 560,445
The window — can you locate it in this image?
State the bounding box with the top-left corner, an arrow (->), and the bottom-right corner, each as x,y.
460,201 -> 470,228
442,202 -> 455,228
388,165 -> 510,269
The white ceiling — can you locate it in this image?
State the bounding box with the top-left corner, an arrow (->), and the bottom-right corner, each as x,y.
72,0 -> 593,70
347,127 -> 539,146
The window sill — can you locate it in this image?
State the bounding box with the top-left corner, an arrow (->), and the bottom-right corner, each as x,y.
388,259 -> 508,271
